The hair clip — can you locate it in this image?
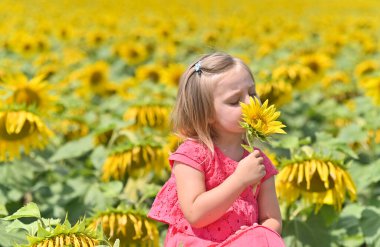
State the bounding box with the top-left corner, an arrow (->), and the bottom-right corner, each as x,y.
195,61 -> 202,74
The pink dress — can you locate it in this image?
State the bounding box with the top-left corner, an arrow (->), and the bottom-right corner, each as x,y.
148,139 -> 285,247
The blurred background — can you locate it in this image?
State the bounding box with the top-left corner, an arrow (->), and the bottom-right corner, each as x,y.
0,0 -> 379,246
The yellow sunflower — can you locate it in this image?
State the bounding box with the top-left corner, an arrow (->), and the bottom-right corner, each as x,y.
0,110 -> 53,161
54,118 -> 90,141
240,97 -> 286,145
362,40 -> 378,54
272,64 -> 314,90
321,71 -> 350,88
88,209 -> 159,247
76,61 -> 116,97
55,25 -> 75,40
161,63 -> 186,87
101,142 -> 169,181
113,42 -> 149,66
369,129 -> 380,144
28,218 -> 100,247
85,30 -> 108,47
62,47 -> 86,67
359,77 -> 380,105
94,128 -> 114,146
2,73 -> 57,114
256,38 -> 278,58
117,77 -> 139,100
203,31 -> 219,45
256,80 -> 293,107
36,64 -> 60,80
155,42 -> 177,61
9,32 -> 49,55
300,53 -> 333,74
166,133 -> 182,153
276,158 -> 357,211
123,104 -> 171,129
135,64 -> 165,84
354,60 -> 379,78
322,72 -> 357,103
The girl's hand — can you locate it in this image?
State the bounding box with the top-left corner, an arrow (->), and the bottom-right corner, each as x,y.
235,223 -> 259,235
234,150 -> 266,187
235,225 -> 249,235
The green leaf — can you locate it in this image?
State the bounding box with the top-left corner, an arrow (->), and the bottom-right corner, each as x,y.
90,145 -> 107,171
283,218 -> 332,247
5,219 -> 38,236
84,184 -> 103,207
348,160 -> 380,191
0,221 -> 28,246
49,135 -> 95,162
3,202 -> 41,220
316,205 -> 340,226
360,207 -> 380,245
99,181 -> 123,197
0,204 -> 8,217
335,145 -> 359,159
337,124 -> 368,144
271,135 -> 300,149
241,144 -> 253,152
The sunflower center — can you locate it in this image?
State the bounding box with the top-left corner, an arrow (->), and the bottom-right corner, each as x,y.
147,71 -> 160,82
90,71 -> 104,86
362,66 -> 375,75
293,173 -> 335,192
288,72 -> 302,83
23,43 -> 32,52
128,49 -> 139,59
13,88 -> 41,107
306,61 -> 320,73
0,115 -> 34,140
255,114 -> 268,128
94,35 -> 103,44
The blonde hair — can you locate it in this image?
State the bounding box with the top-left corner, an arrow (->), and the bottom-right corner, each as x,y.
172,52 -> 255,151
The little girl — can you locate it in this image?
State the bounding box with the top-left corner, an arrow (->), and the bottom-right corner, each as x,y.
148,52 -> 285,246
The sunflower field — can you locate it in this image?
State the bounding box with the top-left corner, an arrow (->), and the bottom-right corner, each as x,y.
0,0 -> 380,246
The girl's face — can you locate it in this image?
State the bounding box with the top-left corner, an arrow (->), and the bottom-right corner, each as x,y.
211,64 -> 258,137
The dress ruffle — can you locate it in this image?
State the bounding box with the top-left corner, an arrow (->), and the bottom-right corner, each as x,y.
218,225 -> 286,247
148,139 -> 281,245
148,176 -> 195,235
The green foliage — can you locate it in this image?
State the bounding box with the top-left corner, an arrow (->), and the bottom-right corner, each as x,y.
49,135 -> 95,162
0,1 -> 380,246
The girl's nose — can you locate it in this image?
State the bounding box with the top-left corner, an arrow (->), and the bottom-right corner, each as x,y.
242,94 -> 252,105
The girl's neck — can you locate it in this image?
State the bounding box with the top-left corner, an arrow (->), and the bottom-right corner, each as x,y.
213,134 -> 244,153
213,136 -> 245,162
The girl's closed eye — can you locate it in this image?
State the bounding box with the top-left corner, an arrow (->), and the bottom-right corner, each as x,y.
228,99 -> 240,106
249,92 -> 257,97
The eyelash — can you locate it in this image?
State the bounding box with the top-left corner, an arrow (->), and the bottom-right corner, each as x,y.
229,93 -> 257,105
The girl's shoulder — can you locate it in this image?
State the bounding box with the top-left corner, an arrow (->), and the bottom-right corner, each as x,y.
174,138 -> 210,155
169,139 -> 212,171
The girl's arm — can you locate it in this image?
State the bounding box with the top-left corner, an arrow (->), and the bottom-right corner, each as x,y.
257,176 -> 282,234
173,150 -> 266,228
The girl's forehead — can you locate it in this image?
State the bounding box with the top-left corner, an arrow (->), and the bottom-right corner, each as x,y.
214,66 -> 255,88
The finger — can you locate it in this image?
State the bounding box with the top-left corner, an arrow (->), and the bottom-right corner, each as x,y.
257,157 -> 264,164
252,150 -> 261,158
260,164 -> 266,171
261,168 -> 267,176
